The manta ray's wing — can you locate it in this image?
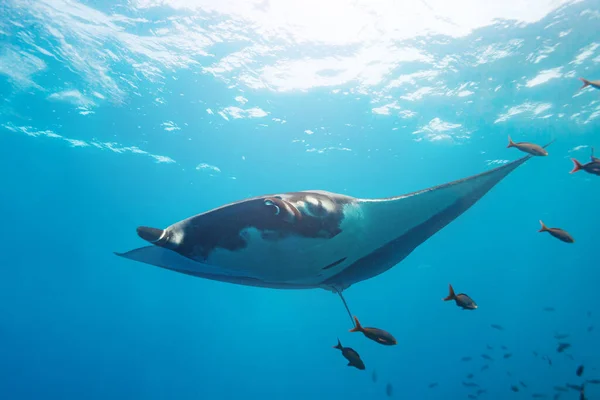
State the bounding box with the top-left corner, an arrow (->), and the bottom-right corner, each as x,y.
114,246 -> 316,289
323,144 -> 553,291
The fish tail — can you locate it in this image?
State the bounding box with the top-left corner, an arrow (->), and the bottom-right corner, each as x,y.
443,284 -> 456,301
570,158 -> 583,174
333,338 -> 343,350
349,316 -> 363,333
506,135 -> 514,148
579,77 -> 590,90
538,220 -> 548,233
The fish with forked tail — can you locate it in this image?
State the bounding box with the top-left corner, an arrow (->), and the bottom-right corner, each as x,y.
333,338 -> 365,370
349,316 -> 397,346
579,77 -> 600,91
538,220 -> 574,243
443,284 -> 477,310
570,147 -> 600,176
507,136 -> 550,156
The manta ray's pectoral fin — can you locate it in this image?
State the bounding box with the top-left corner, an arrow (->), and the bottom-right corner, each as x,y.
324,140 -> 556,289
114,246 -> 321,290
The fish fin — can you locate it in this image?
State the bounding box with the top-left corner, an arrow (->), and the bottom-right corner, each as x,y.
349,316 -> 363,333
507,135 -> 515,148
538,220 -> 548,233
541,138 -> 556,149
570,158 -> 583,174
579,77 -> 591,90
443,283 -> 456,301
333,338 -> 343,350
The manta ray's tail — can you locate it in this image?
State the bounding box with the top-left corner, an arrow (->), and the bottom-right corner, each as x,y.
338,292 -> 356,328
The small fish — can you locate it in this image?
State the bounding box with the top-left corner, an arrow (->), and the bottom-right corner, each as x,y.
557,343 -> 571,353
532,394 -> 548,398
481,365 -> 489,371
570,147 -> 600,176
533,351 -> 539,357
577,365 -> 585,377
507,135 -> 549,156
570,158 -> 600,175
579,77 -> 600,91
544,307 -> 556,312
520,381 -> 528,388
385,383 -> 393,397
501,345 -> 508,350
461,356 -> 473,362
477,389 -> 487,395
349,316 -> 397,346
553,394 -> 560,400
481,354 -> 493,361
586,379 -> 600,384
538,220 -> 575,243
512,385 -> 520,392
372,369 -> 378,383
428,382 -> 438,388
486,344 -> 493,350
587,325 -> 594,332
504,353 -> 512,359
567,354 -> 575,360
466,373 -> 474,379
491,324 -> 504,331
468,395 -> 477,399
553,386 -> 568,392
566,383 -> 584,391
543,355 -> 553,365
442,284 -> 477,309
333,338 -> 365,370
463,381 -> 479,388
554,333 -> 570,340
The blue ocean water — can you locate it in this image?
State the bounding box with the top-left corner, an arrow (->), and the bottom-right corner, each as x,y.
1,0 -> 600,399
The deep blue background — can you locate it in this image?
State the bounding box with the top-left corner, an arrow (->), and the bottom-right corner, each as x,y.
1,0 -> 599,398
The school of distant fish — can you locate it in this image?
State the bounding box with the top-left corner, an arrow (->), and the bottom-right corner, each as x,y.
332,77 -> 600,399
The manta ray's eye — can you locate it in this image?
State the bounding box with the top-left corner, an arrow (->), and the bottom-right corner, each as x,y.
264,199 -> 281,215
264,197 -> 301,223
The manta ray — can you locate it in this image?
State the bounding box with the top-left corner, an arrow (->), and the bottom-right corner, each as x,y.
115,143 -> 552,322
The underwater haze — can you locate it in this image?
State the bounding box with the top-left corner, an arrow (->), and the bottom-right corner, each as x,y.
1,0 -> 600,399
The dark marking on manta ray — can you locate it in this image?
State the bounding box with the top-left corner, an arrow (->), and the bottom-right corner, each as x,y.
322,257 -> 347,270
137,191 -> 353,261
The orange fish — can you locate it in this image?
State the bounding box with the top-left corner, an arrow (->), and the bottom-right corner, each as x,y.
579,77 -> 600,91
349,316 -> 397,346
538,220 -> 574,243
507,136 -> 548,156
